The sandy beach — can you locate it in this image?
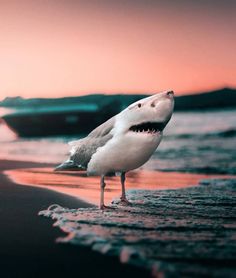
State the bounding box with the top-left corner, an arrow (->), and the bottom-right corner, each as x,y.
5,164 -> 235,206
0,160 -> 150,278
1,159 -> 236,277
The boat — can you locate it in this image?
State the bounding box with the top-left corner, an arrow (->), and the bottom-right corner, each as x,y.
1,102 -> 120,137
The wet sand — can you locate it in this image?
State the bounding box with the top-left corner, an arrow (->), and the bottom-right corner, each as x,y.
0,160 -> 149,278
1,159 -> 236,277
40,179 -> 236,277
5,166 -> 235,206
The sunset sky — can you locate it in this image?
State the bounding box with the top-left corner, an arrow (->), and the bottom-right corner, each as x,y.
0,0 -> 235,99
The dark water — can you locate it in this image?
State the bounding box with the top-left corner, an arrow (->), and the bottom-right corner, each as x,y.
146,109 -> 236,174
2,108 -> 236,276
2,108 -> 235,174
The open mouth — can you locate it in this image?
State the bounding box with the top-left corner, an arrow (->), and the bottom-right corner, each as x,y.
129,122 -> 165,134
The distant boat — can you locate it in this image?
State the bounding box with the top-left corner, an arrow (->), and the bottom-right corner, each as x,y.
1,102 -> 120,137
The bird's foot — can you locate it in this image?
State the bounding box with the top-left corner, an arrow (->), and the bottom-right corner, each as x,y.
119,197 -> 132,206
100,204 -> 115,210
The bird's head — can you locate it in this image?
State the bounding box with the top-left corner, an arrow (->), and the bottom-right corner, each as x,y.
115,90 -> 174,135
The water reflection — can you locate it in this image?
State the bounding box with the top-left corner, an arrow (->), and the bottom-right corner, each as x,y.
6,168 -> 235,205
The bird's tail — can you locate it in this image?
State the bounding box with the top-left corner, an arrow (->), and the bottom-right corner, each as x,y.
54,160 -> 85,171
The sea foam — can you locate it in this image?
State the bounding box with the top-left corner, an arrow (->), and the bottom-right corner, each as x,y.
39,179 -> 236,277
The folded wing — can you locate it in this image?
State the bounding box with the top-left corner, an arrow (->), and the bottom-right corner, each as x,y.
54,117 -> 115,171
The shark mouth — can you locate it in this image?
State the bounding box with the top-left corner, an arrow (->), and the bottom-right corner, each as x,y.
129,122 -> 165,134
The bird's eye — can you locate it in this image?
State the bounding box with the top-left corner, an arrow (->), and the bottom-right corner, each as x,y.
138,103 -> 141,108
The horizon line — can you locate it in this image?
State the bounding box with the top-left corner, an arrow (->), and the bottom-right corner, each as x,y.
1,86 -> 235,102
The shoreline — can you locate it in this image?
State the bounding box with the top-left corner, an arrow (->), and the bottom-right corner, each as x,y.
4,161 -> 236,206
1,159 -> 236,277
0,159 -> 150,278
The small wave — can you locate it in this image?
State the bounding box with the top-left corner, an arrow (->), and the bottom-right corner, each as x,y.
166,128 -> 236,140
39,179 -> 236,277
158,166 -> 236,175
217,129 -> 236,137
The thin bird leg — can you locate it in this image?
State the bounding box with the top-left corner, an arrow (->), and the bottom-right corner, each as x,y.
100,176 -> 114,210
121,172 -> 126,200
120,172 -> 131,205
100,175 -> 106,209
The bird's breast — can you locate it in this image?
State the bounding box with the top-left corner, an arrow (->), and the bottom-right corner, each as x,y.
87,132 -> 162,175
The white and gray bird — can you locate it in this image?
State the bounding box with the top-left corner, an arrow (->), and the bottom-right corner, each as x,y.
55,90 -> 174,209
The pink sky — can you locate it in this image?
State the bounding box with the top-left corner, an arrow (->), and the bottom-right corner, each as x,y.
0,0 -> 235,99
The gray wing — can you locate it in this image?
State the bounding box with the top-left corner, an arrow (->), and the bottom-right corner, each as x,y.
71,116 -> 115,167
55,117 -> 115,171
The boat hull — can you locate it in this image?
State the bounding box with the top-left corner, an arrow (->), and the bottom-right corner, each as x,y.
2,110 -> 115,137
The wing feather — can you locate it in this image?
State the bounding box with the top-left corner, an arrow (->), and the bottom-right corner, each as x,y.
64,116 -> 115,170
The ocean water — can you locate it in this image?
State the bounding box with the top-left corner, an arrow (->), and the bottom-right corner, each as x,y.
39,179 -> 236,277
1,108 -> 236,276
1,108 -> 236,174
147,109 -> 236,174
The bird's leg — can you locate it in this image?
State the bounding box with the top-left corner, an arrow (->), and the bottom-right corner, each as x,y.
120,172 -> 131,205
100,175 -> 106,209
121,172 -> 126,200
100,175 -> 114,210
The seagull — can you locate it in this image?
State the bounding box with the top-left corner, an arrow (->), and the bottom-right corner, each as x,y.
55,91 -> 174,209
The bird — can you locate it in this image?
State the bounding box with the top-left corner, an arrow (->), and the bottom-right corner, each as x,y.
55,90 -> 174,209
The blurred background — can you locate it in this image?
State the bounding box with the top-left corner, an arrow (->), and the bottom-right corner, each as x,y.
0,0 -> 236,174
